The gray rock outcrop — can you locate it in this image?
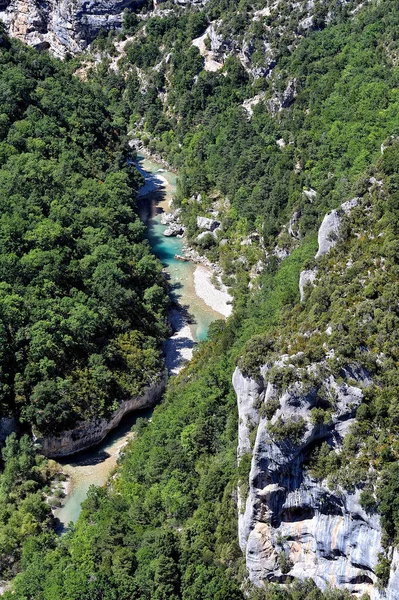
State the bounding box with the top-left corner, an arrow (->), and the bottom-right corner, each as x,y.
315,209 -> 342,258
0,0 -> 143,57
234,361 -> 399,599
37,373 -> 166,457
196,215 -> 221,231
164,223 -> 184,236
0,0 -> 202,57
299,268 -> 317,301
315,197 -> 359,259
299,197 -> 360,300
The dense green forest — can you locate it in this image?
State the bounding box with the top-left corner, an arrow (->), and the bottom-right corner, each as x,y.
2,0 -> 399,597
0,32 -> 168,436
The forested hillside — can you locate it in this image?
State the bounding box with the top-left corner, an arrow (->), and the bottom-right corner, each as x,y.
1,0 -> 399,597
0,32 -> 168,436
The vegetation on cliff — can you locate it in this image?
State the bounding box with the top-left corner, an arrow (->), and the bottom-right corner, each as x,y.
87,0 -> 399,272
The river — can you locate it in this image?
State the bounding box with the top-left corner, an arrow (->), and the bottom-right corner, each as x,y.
53,154 -> 226,530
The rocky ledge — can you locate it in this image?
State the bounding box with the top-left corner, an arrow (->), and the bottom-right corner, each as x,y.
37,373 -> 167,457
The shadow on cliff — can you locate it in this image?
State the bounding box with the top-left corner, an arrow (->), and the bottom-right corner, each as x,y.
69,450 -> 111,467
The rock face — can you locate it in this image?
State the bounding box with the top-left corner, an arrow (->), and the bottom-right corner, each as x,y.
37,374 -> 166,457
234,355 -> 399,599
315,197 -> 359,259
299,197 -> 360,299
299,268 -> 317,301
315,209 -> 342,258
233,363 -> 399,598
0,0 -> 201,57
0,0 -> 140,57
196,216 -> 221,231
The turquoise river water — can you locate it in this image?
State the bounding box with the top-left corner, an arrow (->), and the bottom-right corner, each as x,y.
54,155 -> 222,530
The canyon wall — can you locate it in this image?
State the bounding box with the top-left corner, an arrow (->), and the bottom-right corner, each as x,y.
235,197 -> 399,599
0,0 -> 203,57
37,373 -> 166,457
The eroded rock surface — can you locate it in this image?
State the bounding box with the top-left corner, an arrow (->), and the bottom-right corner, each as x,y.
37,374 -> 166,457
299,197 -> 360,299
234,362 -> 399,599
0,0 -> 202,56
196,215 -> 221,231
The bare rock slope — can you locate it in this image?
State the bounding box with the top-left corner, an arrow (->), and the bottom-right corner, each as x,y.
233,363 -> 392,598
0,0 -> 201,56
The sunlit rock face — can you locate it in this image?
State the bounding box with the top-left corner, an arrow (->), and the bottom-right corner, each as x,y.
234,364 -> 399,599
0,0 -> 202,57
37,375 -> 166,457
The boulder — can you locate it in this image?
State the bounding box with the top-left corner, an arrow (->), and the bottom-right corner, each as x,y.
164,224 -> 184,237
196,216 -> 221,231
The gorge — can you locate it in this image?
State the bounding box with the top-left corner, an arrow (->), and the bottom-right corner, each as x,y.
1,1 -> 399,599
53,153 -> 229,529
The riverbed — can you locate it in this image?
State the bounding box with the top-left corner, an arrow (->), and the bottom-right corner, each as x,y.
53,155 -> 227,530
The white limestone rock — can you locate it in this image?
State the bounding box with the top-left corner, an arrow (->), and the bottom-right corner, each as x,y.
233,357 -> 399,599
315,209 -> 341,258
196,215 -> 221,231
38,374 -> 167,457
316,197 -> 359,259
299,268 -> 317,301
164,223 -> 184,236
0,0 -> 208,56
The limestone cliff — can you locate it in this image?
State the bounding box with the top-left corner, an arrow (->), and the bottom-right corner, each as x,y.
233,363 -> 394,598
0,0 -> 140,57
37,373 -> 166,457
234,188 -> 399,598
0,0 -> 202,57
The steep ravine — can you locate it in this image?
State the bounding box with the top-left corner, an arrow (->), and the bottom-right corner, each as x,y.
53,155 -> 229,528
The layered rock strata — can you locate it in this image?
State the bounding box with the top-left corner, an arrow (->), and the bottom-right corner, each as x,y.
233,362 -> 399,598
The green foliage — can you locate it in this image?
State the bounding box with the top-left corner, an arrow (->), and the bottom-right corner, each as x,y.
90,0 -> 399,270
0,434 -> 55,578
0,36 -> 168,433
308,442 -> 340,481
375,553 -> 391,589
5,0 -> 399,596
277,550 -> 293,574
267,417 -> 307,445
238,334 -> 274,377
